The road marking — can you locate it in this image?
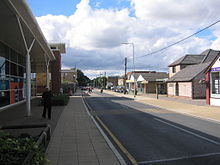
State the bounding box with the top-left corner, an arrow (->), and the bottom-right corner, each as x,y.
95,116 -> 138,165
81,95 -> 127,165
138,152 -> 220,164
154,118 -> 220,145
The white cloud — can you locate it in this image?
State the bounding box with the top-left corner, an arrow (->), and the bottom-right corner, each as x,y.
36,0 -> 220,79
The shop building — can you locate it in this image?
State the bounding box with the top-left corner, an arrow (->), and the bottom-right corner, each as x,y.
205,54 -> 220,106
0,0 -> 55,115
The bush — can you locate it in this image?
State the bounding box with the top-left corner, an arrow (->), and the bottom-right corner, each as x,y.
51,94 -> 69,106
0,131 -> 46,165
39,94 -> 70,106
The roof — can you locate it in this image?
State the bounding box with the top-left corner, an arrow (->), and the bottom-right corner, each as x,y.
167,63 -> 209,82
49,43 -> 66,54
201,49 -> 219,63
140,72 -> 168,81
61,69 -> 77,73
168,49 -> 220,82
168,54 -> 205,67
0,0 -> 55,72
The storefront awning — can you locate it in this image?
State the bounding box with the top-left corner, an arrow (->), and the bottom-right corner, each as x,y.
126,80 -> 134,83
0,0 -> 55,72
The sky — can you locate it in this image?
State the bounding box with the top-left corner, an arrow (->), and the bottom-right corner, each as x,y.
26,0 -> 220,79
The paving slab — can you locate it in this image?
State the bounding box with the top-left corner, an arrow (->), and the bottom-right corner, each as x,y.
45,93 -> 120,165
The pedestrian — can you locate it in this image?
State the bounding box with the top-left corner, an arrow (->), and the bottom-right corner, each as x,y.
60,87 -> 63,94
42,87 -> 53,120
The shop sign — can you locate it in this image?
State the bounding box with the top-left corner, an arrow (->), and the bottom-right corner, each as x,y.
211,67 -> 220,72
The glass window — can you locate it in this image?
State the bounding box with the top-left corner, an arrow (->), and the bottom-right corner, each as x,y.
5,60 -> 10,75
18,55 -> 25,66
211,72 -> 220,95
172,66 -> 176,73
0,57 -> 5,76
10,63 -> 17,76
18,66 -> 24,77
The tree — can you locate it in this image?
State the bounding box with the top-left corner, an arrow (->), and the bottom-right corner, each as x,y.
93,76 -> 107,88
77,69 -> 91,86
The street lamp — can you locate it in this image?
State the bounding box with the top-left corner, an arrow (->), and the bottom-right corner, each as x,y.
121,42 -> 136,98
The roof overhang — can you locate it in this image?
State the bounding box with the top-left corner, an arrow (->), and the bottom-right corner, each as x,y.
49,43 -> 66,54
0,0 -> 55,72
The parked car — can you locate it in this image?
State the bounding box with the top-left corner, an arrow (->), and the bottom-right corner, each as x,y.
110,86 -> 116,90
115,86 -> 125,93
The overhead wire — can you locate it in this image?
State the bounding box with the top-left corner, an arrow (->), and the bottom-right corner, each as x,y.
135,19 -> 220,59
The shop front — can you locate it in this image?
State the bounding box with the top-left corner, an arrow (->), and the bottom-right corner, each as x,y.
210,57 -> 220,106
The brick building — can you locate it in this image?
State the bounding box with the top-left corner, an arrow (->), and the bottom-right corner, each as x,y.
36,43 -> 66,94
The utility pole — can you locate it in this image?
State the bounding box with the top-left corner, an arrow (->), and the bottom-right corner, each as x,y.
124,57 -> 127,87
104,72 -> 106,89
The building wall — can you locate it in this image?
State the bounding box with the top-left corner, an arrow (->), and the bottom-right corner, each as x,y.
169,65 -> 181,78
147,82 -> 156,93
61,70 -> 77,82
107,76 -> 118,86
118,78 -> 123,86
168,82 -> 192,98
178,82 -> 192,98
192,73 -> 206,99
167,83 -> 176,96
51,51 -> 61,93
36,73 -> 47,94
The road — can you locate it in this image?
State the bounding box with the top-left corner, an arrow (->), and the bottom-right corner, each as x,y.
84,90 -> 220,165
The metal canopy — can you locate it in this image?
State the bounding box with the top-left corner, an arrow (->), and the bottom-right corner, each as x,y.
0,0 -> 55,72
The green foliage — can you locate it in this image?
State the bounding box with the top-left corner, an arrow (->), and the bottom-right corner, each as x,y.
0,131 -> 46,165
93,76 -> 107,88
77,69 -> 91,86
52,94 -> 69,106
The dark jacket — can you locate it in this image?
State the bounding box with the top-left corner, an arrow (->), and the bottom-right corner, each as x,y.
42,91 -> 53,106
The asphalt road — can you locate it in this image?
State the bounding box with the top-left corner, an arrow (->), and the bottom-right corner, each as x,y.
84,91 -> 220,165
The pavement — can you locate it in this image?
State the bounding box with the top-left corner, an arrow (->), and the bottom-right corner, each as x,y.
45,92 -> 120,165
1,89 -> 220,165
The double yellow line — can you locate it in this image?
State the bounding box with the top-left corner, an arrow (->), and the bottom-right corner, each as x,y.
95,116 -> 138,165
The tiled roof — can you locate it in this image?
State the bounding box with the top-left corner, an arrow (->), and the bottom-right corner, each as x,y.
167,63 -> 209,82
140,72 -> 168,81
168,54 -> 205,67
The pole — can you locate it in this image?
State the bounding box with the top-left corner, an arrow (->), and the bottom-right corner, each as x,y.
124,57 -> 127,87
131,43 -> 136,98
156,83 -> 158,99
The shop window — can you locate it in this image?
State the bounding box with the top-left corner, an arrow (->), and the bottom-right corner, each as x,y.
211,72 -> 220,95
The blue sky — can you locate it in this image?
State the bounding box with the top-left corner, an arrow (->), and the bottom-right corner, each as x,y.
27,0 -> 130,16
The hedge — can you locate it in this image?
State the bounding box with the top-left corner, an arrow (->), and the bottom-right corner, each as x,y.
0,131 -> 46,165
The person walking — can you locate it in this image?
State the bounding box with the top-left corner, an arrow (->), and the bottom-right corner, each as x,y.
42,88 -> 53,120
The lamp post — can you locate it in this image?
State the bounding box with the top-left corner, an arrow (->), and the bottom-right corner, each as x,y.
121,42 -> 136,98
